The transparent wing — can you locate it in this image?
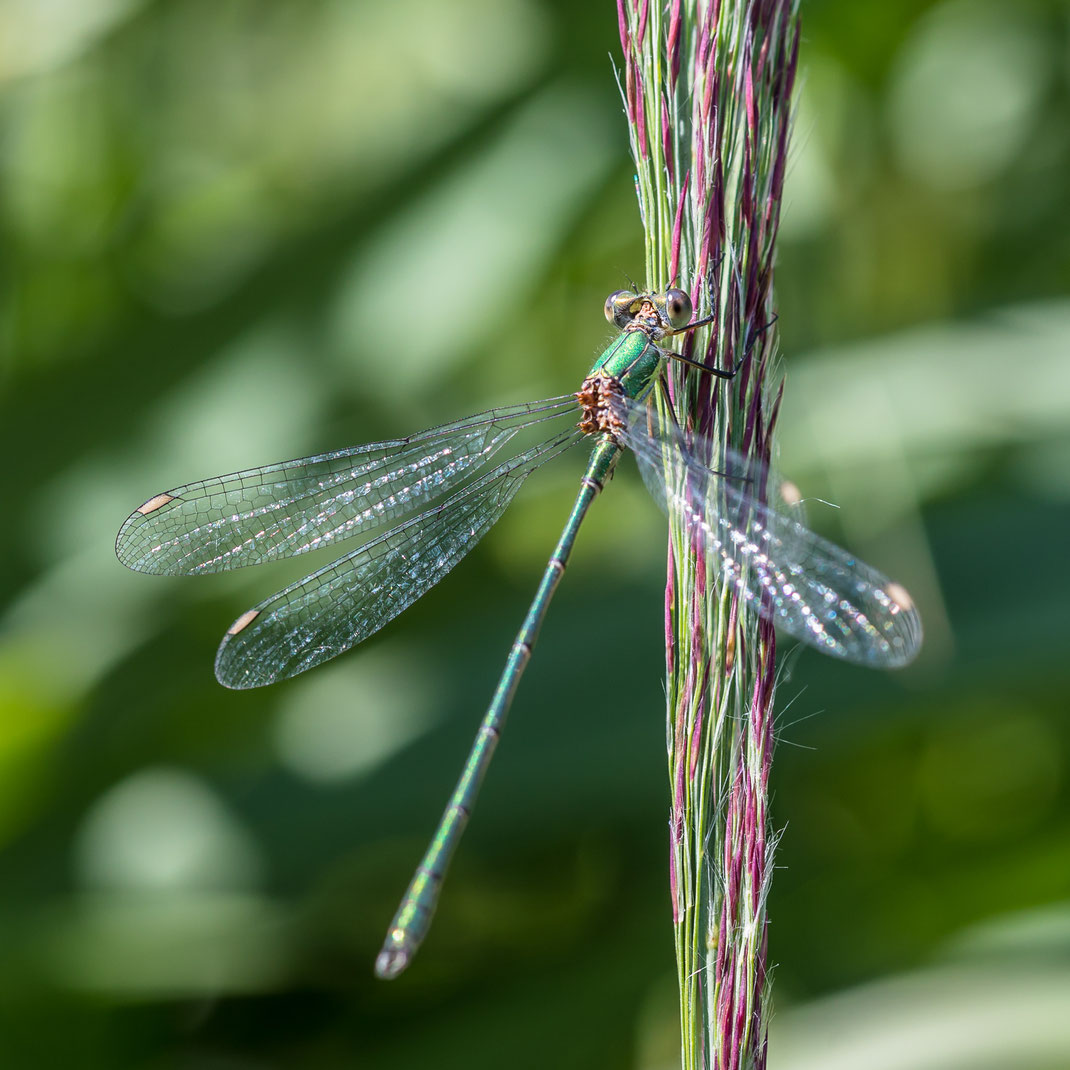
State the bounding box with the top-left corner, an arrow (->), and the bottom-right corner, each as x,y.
614,395 -> 922,668
214,429 -> 584,689
116,396 -> 579,576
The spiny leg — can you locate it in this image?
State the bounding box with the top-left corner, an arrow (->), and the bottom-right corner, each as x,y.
658,311 -> 779,379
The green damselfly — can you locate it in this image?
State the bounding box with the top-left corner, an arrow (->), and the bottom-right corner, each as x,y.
116,288 -> 921,977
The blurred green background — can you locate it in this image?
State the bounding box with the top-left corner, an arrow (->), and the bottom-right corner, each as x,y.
2,0 -> 1069,1067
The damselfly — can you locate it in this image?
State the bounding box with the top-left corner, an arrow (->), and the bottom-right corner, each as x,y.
116,288 -> 922,978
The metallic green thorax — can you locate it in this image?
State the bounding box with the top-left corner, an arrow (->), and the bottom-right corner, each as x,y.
588,329 -> 660,400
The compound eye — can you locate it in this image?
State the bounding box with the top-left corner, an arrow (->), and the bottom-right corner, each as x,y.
604,289 -> 636,325
664,288 -> 693,329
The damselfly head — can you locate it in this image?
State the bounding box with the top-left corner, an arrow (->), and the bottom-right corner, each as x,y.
604,288 -> 691,334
